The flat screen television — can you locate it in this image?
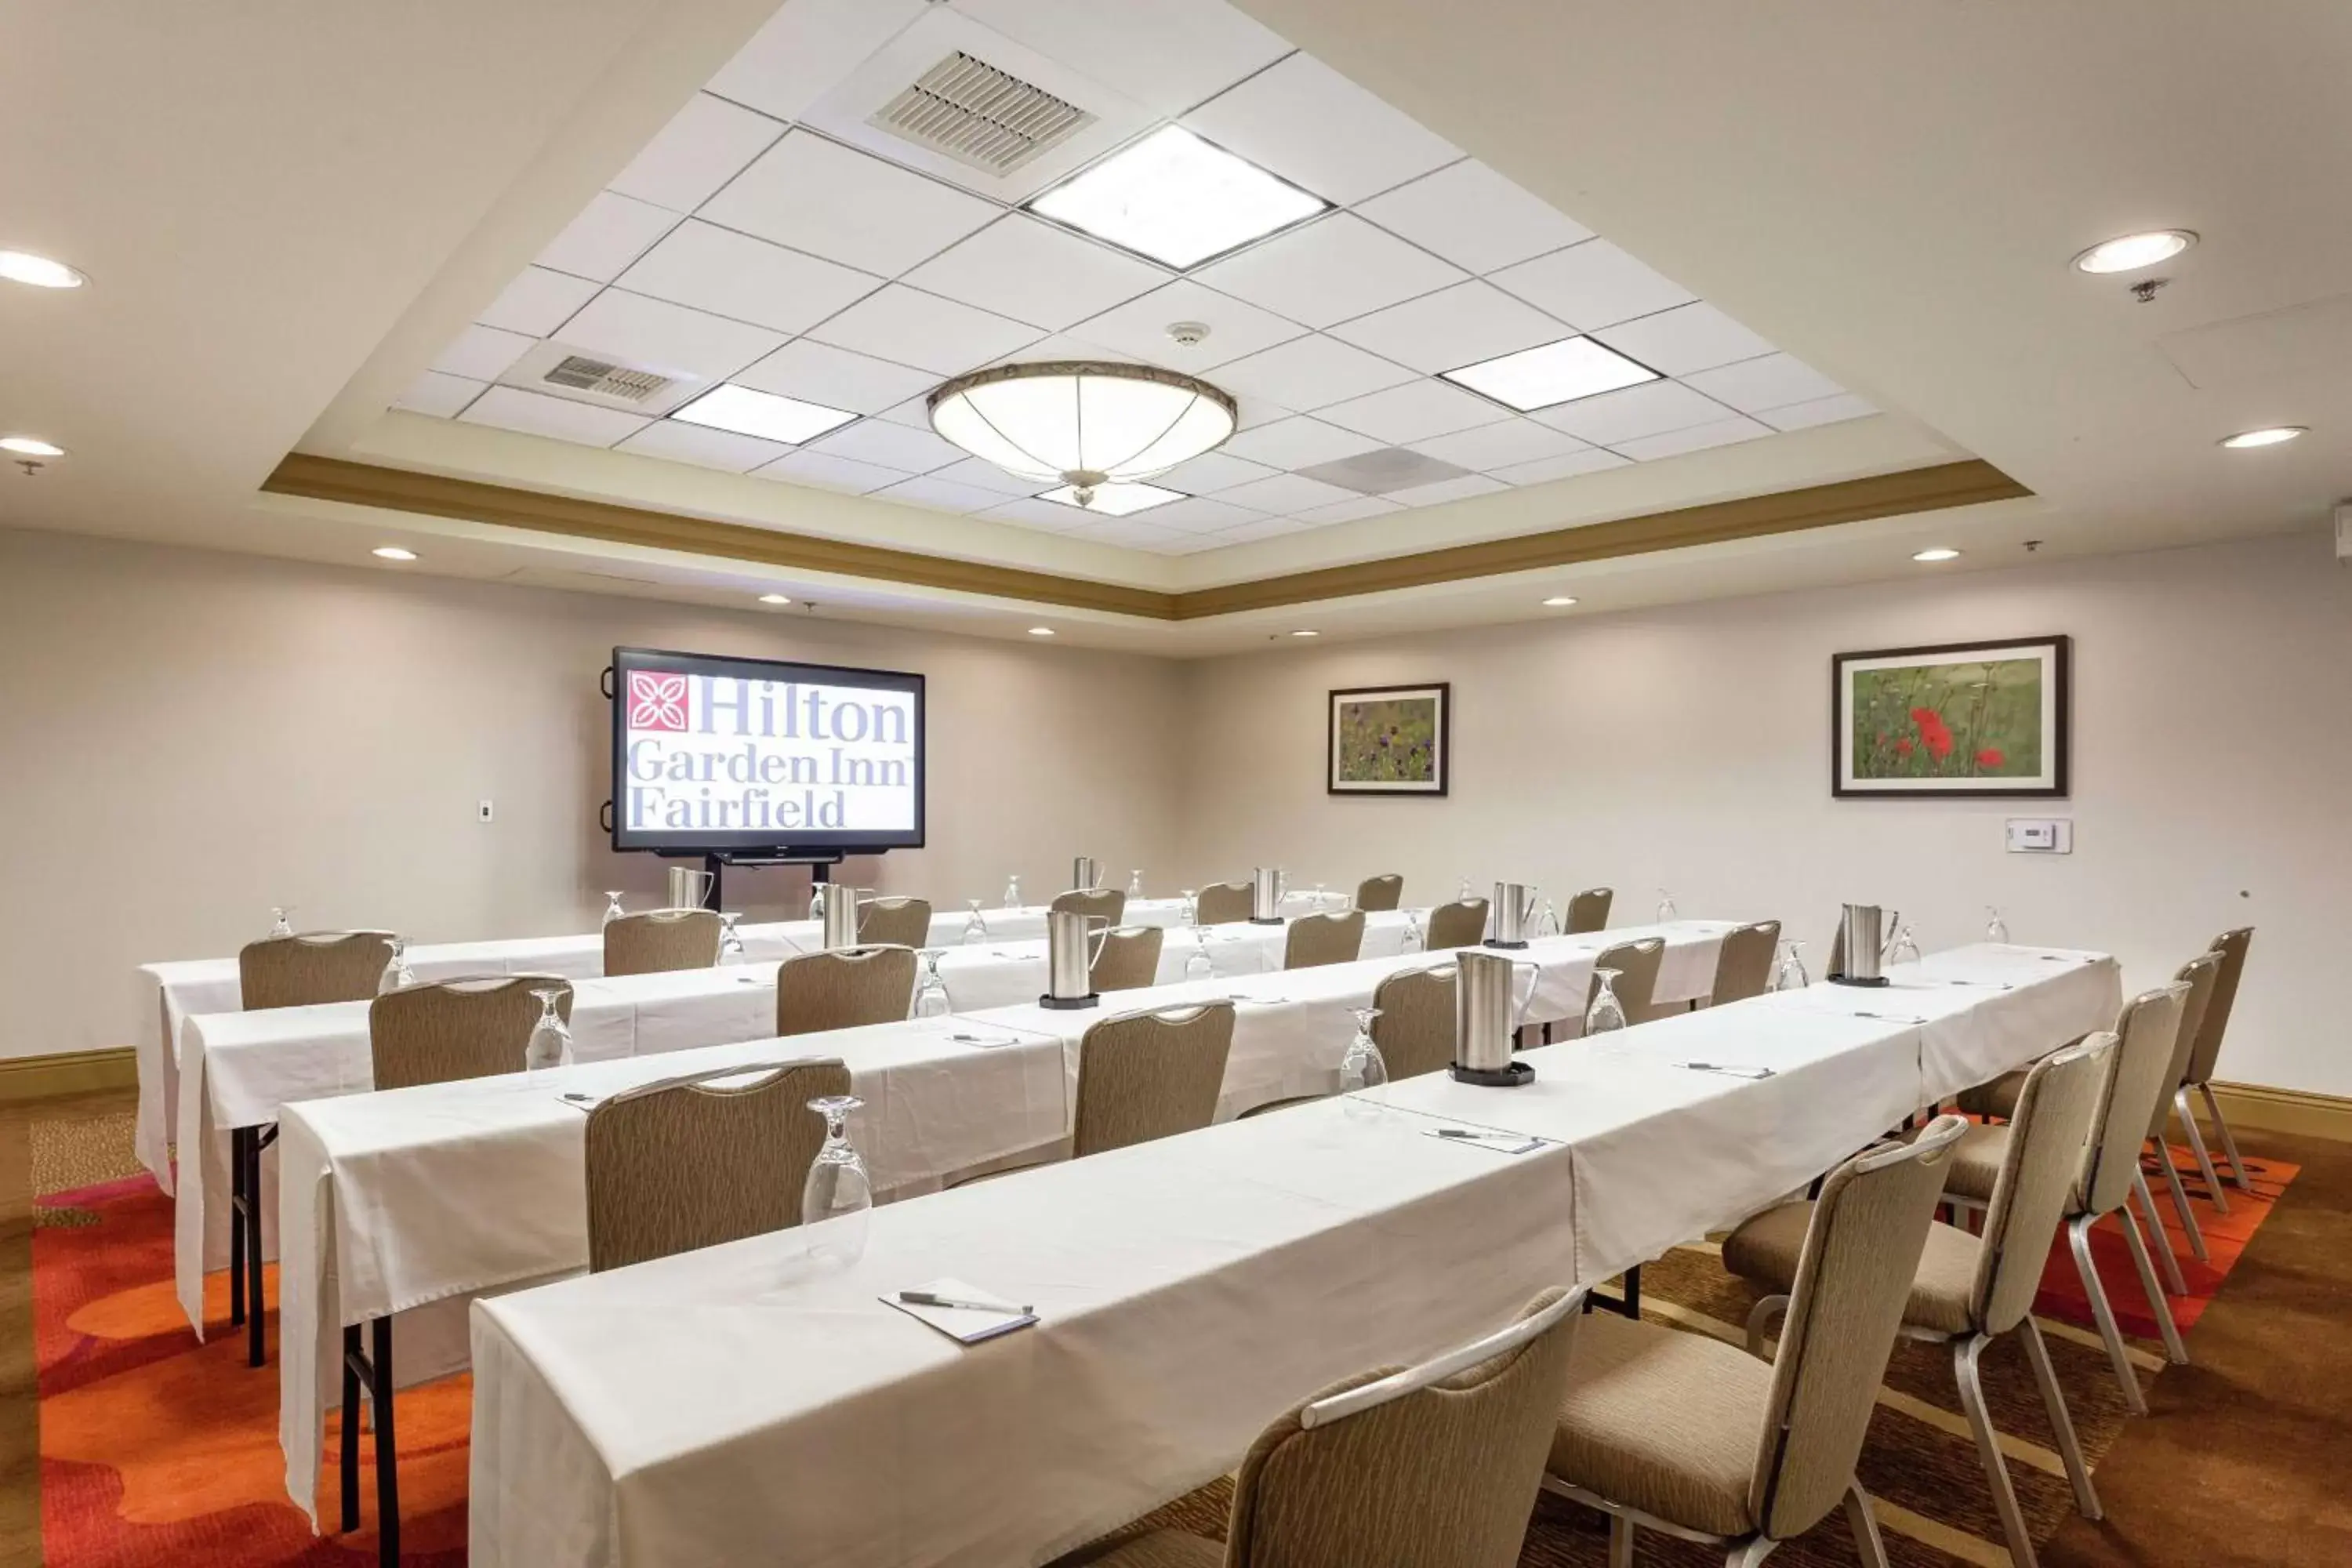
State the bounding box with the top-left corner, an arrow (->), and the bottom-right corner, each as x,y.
607,645 -> 925,855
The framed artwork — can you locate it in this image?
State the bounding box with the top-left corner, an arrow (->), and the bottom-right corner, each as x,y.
1328,683 -> 1450,797
1833,635 -> 2069,797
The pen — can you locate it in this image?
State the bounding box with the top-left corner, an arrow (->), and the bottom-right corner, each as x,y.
899,1290 -> 1032,1315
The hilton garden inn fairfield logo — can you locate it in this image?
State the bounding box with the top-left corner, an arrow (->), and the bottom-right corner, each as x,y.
624,670 -> 917,834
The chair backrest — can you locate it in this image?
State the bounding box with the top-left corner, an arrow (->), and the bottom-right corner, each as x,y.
603,909 -> 721,977
1748,1117 -> 1967,1541
1425,898 -> 1489,951
1284,909 -> 1367,971
857,895 -> 933,949
369,974 -> 572,1091
1072,1001 -> 1236,1157
1371,965 -> 1457,1080
1223,1288 -> 1581,1568
1051,887 -> 1127,927
1196,881 -> 1254,926
775,946 -> 917,1036
2147,952 -> 2223,1141
583,1058 -> 849,1272
1588,936 -> 1666,1018
1563,887 -> 1613,935
238,931 -> 397,1011
1709,920 -> 1782,1005
1091,925 -> 1165,993
2184,927 -> 2253,1084
2082,982 -> 2190,1216
1352,873 -> 1403,913
1970,1036 -> 2114,1334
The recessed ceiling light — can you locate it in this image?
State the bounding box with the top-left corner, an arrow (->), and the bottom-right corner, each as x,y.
2218,426 -> 2306,449
2071,230 -> 2195,274
1541,595 -> 1578,607
1911,547 -> 1961,562
1290,629 -> 1319,638
0,249 -> 86,289
0,435 -> 65,458
1442,336 -> 1659,412
1039,479 -> 1186,517
1027,626 -> 1056,637
372,546 -> 417,561
1028,125 -> 1327,270
672,384 -> 856,445
757,593 -> 792,604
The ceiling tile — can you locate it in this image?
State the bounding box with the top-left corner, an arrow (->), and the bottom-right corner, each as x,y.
1196,214 -> 1465,329
1181,52 -> 1459,205
988,333 -> 1141,368
699,129 -> 1000,278
1532,379 -> 1730,445
1610,415 -> 1774,461
433,323 -> 536,381
1354,160 -> 1593,274
1316,379 -> 1508,445
1235,394 -> 1296,430
872,474 -> 1015,514
1214,472 -> 1362,515
978,495 -> 1097,532
756,448 -> 911,494
1221,415 -> 1384,469
903,215 -> 1171,331
1490,241 -> 1696,331
1682,353 -> 1849,414
536,191 -> 679,283
1592,303 -> 1777,377
614,419 -> 793,472
808,284 -> 1041,376
806,416 -> 964,473
1292,494 -> 1403,525
734,339 -> 937,415
1136,495 -> 1269,532
709,0 -> 928,120
1066,278 -> 1305,370
476,266 -> 600,337
609,93 -> 785,213
617,220 -> 880,336
1153,450 -> 1279,494
555,289 -> 786,381
457,386 -> 649,446
1491,448 -> 1632,486
393,371 -> 485,419
1210,334 -> 1417,411
957,0 -> 1288,118
1326,281 -> 1567,375
931,456 -> 1044,496
873,396 -> 935,430
1386,472 -> 1507,508
1065,516 -> 1191,551
1409,418 -> 1591,472
1759,391 -> 1878,431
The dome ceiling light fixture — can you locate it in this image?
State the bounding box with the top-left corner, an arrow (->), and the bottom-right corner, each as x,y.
927,361 -> 1236,510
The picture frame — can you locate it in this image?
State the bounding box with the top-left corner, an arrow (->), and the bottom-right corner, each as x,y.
1832,635 -> 2070,797
1328,683 -> 1450,797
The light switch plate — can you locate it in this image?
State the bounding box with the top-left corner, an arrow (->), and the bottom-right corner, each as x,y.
477,799 -> 495,823
2005,818 -> 2071,853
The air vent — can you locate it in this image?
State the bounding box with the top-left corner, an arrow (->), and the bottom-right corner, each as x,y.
541,355 -> 674,404
870,52 -> 1094,176
1299,448 -> 1476,496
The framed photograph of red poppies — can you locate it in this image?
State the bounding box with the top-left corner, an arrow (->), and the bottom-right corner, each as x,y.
1329,683 -> 1450,797
1833,636 -> 2069,797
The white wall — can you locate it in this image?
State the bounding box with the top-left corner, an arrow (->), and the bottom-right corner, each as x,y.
0,528 -> 1185,1058
1180,530 -> 2352,1098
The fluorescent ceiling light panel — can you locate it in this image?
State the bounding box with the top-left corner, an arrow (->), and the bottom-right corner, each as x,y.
1040,480 -> 1185,516
1442,336 -> 1659,412
671,384 -> 856,445
1029,126 -> 1326,269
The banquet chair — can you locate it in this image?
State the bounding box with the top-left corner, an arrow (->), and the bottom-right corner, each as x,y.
1708,920 -> 1783,1006
1425,897 -> 1490,951
1588,936 -> 1668,1022
1076,1287 -> 1582,1568
1052,886 -> 1127,926
1353,873 -> 1403,912
1372,964 -> 1457,1080
858,895 -> 933,949
2146,952 -> 2223,1265
603,908 -> 721,976
1545,1119 -> 1964,1568
368,974 -> 572,1091
775,946 -> 918,1036
1726,1040 -> 2114,1568
2177,927 -> 2257,1204
1091,926 -> 1165,993
1284,909 -> 1366,970
1564,886 -> 1613,935
1194,881 -> 1254,926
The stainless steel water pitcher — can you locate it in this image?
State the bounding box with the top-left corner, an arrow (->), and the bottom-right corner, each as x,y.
1072,856 -> 1102,892
822,887 -> 864,950
1488,882 -> 1541,948
1250,866 -> 1284,923
666,864 -> 713,910
1836,903 -> 1886,984
1040,908 -> 1109,1007
1450,949 -> 1538,1085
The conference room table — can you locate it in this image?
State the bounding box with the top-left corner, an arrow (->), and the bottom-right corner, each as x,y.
463,943 -> 2120,1568
271,918 -> 1741,1528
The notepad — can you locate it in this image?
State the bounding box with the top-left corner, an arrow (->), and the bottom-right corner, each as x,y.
1425,1127 -> 1544,1156
881,1278 -> 1039,1345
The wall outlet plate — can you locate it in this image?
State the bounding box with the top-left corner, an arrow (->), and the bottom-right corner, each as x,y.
2005,818 -> 2071,853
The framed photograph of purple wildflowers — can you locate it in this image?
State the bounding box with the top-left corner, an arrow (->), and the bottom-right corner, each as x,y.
1328,684 -> 1450,797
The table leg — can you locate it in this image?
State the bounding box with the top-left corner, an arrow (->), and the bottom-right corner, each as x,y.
227,1127 -> 248,1328
339,1324 -> 362,1532
372,1316 -> 399,1567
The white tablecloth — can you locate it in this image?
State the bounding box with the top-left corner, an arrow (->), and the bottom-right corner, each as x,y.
465,944 -> 2117,1568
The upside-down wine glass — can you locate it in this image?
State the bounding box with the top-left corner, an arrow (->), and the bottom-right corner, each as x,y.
522,988 -> 572,1072
1458,877 -> 1474,904
808,882 -> 827,921
269,906 -> 296,938
1533,898 -> 1561,939
1985,906 -> 2009,943
1339,1006 -> 1388,1116
377,936 -> 414,995
1179,889 -> 1198,928
1003,874 -> 1022,912
1584,967 -> 1628,1035
1656,887 -> 1678,924
913,949 -> 951,1018
601,891 -> 626,927
1184,930 -> 1216,983
961,899 -> 990,945
1127,869 -> 1145,898
1400,909 -> 1425,954
1770,939 -> 1810,993
1889,924 -> 1922,965
717,911 -> 746,964
801,1095 -> 872,1265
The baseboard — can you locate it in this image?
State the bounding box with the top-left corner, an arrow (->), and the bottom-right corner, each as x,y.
0,1047 -> 136,1104
2209,1080 -> 2352,1145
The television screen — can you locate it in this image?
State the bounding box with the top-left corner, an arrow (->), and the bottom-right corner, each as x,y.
609,646 -> 925,855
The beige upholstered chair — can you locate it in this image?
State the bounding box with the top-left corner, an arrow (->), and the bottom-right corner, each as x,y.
2147,952 -> 2223,1265
238,931 -> 397,1010
1726,1040 -> 2114,1568
1544,1120 -> 1966,1568
1051,887 -> 1127,927
1371,964 -> 1457,1081
583,1058 -> 850,1272
857,895 -> 933,949
1425,897 -> 1489,951
1084,1287 -> 1582,1568
1564,886 -> 1613,935
1708,920 -> 1782,1006
2177,927 -> 2256,1203
1283,909 -> 1366,971
1352,873 -> 1403,912
1194,881 -> 1254,926
1091,926 -> 1165,993
603,908 -> 721,976
1072,1001 -> 1236,1156
775,946 -> 917,1036
368,974 -> 572,1091
1588,936 -> 1666,1023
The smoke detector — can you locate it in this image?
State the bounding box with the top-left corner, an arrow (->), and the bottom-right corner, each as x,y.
1166,321 -> 1210,348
